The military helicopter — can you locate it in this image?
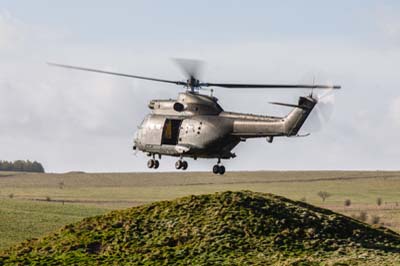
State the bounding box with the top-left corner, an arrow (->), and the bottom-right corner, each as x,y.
49,60 -> 340,175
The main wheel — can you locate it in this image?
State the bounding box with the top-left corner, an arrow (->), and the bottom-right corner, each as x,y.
212,165 -> 220,174
181,161 -> 188,170
218,165 -> 225,175
175,160 -> 183,170
154,160 -> 160,169
147,159 -> 155,169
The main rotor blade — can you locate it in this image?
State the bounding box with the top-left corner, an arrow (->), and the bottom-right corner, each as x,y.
200,83 -> 341,89
48,63 -> 186,86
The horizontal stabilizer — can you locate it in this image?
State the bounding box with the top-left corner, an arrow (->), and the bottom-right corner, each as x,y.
269,102 -> 303,109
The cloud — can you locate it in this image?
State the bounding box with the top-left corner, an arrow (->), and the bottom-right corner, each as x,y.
375,4 -> 400,45
0,10 -> 24,49
390,97 -> 400,128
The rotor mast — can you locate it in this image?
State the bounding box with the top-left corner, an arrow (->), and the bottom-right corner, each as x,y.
187,76 -> 200,92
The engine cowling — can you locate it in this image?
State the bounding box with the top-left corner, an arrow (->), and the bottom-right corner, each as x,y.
173,102 -> 185,112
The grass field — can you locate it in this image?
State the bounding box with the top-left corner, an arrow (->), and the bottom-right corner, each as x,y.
0,198 -> 106,250
1,171 -> 400,250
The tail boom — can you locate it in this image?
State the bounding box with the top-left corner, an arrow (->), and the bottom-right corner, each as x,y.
228,96 -> 317,138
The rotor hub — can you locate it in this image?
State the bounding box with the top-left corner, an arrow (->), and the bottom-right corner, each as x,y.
187,77 -> 201,91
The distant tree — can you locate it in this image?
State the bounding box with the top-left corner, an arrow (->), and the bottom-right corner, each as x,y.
376,197 -> 382,207
13,160 -> 25,171
317,191 -> 331,202
22,160 -> 32,172
0,160 -> 45,173
31,161 -> 45,173
0,161 -> 11,171
344,199 -> 351,207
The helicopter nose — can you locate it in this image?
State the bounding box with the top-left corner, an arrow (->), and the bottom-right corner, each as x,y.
133,131 -> 139,144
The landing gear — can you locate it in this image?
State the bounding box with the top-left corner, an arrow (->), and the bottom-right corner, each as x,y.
147,159 -> 155,168
181,161 -> 188,170
218,165 -> 225,175
147,159 -> 160,169
175,160 -> 182,169
212,159 -> 226,175
175,160 -> 188,170
213,165 -> 220,174
213,165 -> 225,175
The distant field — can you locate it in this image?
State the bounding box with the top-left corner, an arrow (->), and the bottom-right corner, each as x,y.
0,170 -> 399,250
0,198 -> 106,250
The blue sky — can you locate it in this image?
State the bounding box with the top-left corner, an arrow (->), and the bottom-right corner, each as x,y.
1,1 -> 400,172
1,1 -> 387,42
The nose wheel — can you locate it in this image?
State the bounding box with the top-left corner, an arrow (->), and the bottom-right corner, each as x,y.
175,160 -> 188,170
147,159 -> 160,169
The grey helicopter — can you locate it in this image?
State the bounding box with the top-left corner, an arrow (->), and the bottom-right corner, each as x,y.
49,60 -> 340,175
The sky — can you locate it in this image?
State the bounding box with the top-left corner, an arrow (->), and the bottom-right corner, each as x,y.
1,1 -> 400,172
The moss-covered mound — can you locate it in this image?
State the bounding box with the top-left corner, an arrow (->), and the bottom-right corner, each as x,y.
1,191 -> 400,265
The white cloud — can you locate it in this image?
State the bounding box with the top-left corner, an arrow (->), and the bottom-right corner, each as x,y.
390,97 -> 400,128
375,4 -> 400,45
0,10 -> 24,49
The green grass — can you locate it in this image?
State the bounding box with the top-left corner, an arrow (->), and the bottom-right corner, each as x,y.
0,170 -> 400,251
1,171 -> 399,203
0,199 -> 107,250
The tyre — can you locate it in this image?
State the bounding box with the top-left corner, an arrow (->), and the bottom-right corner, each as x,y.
181,161 -> 188,170
154,160 -> 160,169
175,160 -> 182,170
218,165 -> 225,175
147,159 -> 155,168
212,165 -> 220,174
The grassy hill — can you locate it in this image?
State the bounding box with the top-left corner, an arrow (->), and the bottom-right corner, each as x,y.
1,191 -> 399,265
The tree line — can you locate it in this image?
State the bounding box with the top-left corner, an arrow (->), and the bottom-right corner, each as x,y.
0,160 -> 45,173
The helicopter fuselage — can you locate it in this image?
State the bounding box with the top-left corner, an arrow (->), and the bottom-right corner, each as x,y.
133,91 -> 317,160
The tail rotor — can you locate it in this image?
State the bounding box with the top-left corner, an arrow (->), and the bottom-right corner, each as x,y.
303,76 -> 337,133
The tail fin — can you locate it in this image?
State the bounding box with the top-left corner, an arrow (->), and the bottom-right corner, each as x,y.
283,96 -> 317,136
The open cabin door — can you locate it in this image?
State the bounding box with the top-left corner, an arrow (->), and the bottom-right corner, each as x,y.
161,119 -> 182,145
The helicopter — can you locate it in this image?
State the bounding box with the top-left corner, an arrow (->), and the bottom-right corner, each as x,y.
49,60 -> 340,175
